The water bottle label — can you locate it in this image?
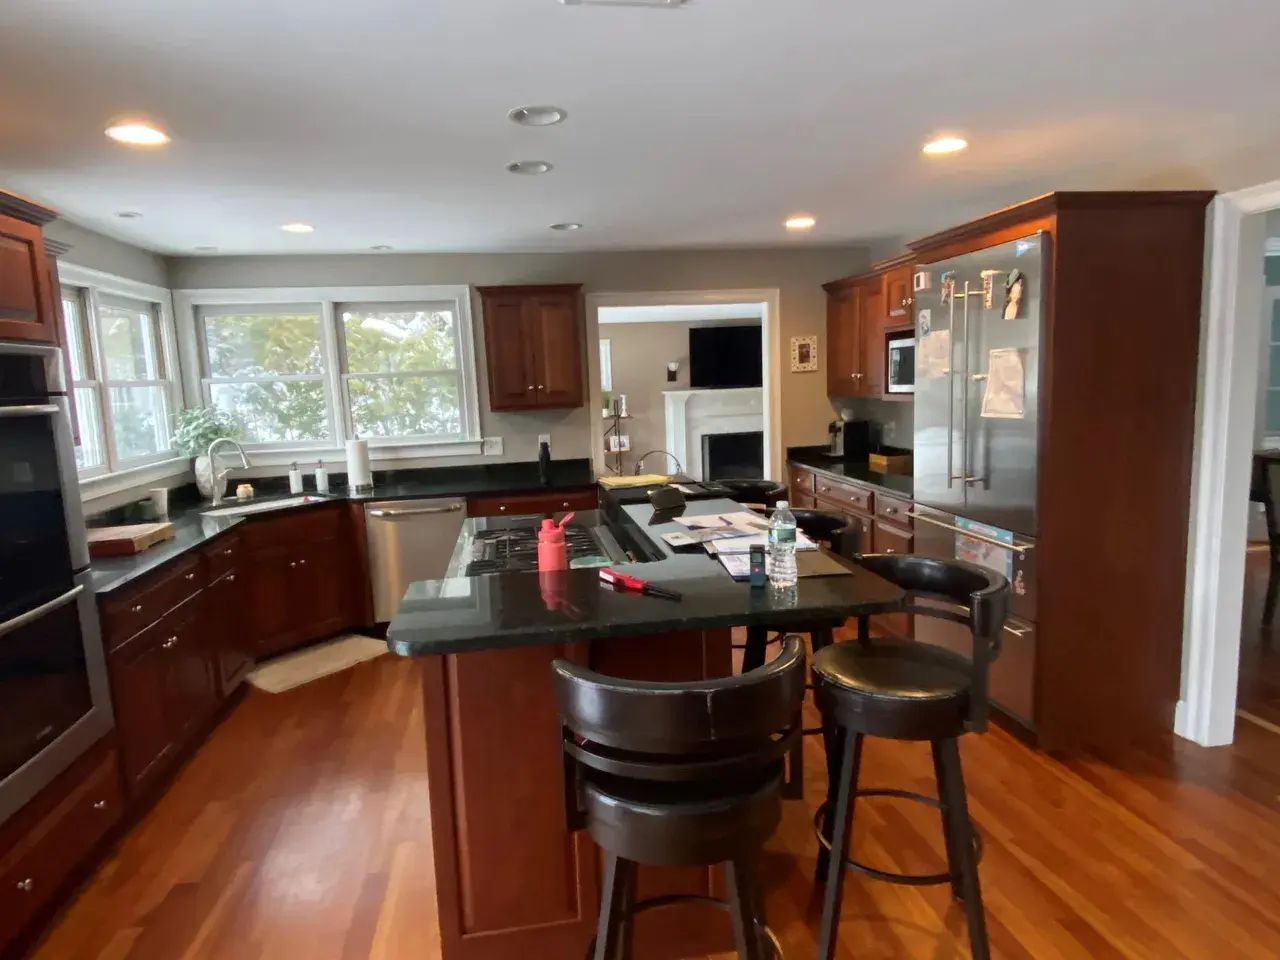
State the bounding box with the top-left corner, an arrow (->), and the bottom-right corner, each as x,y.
769,526 -> 796,546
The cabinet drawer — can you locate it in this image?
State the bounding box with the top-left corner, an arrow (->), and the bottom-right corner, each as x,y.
871,519 -> 913,555
0,743 -> 122,946
467,489 -> 598,518
99,553 -> 204,651
237,503 -> 343,550
203,534 -> 240,578
813,477 -> 873,514
874,494 -> 913,526
787,464 -> 813,497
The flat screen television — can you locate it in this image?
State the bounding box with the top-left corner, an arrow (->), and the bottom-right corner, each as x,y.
688,325 -> 762,389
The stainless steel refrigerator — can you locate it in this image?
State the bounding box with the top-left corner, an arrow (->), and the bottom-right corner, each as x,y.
910,233 -> 1044,729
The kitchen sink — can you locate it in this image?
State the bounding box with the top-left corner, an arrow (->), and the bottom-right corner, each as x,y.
201,495 -> 329,518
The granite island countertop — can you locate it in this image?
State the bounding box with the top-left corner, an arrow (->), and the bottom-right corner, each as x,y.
385,497 -> 905,657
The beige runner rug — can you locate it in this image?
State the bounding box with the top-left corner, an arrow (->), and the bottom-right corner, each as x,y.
247,634 -> 388,693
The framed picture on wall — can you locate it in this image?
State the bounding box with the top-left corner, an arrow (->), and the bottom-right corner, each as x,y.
790,335 -> 818,372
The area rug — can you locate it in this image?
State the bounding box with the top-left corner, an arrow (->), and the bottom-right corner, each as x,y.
247,634 -> 388,693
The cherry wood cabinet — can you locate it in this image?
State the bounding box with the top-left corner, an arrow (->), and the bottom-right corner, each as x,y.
110,625 -> 175,793
824,255 -> 915,401
862,283 -> 886,397
825,282 -> 862,396
0,192 -> 59,345
207,569 -> 252,697
466,488 -> 599,518
478,284 -> 585,411
884,262 -> 914,321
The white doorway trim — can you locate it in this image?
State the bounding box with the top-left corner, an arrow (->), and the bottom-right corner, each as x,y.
1180,180 -> 1280,746
584,288 -> 783,481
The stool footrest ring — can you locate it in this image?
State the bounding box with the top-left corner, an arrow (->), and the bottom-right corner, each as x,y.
812,789 -> 984,887
583,892 -> 782,959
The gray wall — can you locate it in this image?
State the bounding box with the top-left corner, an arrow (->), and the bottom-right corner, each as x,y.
603,318 -> 761,472
171,246 -> 871,466
44,220 -> 169,287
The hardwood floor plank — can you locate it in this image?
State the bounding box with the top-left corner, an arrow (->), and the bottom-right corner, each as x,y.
20,648 -> 1280,960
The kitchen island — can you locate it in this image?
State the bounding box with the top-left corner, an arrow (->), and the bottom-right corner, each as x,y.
387,497 -> 903,960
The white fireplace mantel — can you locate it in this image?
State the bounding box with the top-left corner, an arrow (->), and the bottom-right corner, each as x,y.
663,387 -> 764,481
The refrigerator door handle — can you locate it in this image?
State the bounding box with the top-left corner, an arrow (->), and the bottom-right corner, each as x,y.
906,511 -> 1035,554
950,284 -> 973,482
946,293 -> 957,488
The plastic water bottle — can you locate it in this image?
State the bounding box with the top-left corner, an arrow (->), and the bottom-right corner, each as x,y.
768,500 -> 798,587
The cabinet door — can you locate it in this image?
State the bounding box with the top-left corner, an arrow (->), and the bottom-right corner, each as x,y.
295,536 -> 353,642
863,285 -> 886,397
110,634 -> 173,794
0,214 -> 57,343
163,596 -> 218,745
884,265 -> 914,321
242,545 -> 302,658
482,294 -> 537,411
208,570 -> 254,697
527,294 -> 584,408
825,288 -> 861,396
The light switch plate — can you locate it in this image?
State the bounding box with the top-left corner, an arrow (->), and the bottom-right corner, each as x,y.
482,437 -> 503,456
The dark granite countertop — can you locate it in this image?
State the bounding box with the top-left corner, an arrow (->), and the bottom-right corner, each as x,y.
385,497 -> 905,657
88,459 -> 597,595
787,448 -> 914,499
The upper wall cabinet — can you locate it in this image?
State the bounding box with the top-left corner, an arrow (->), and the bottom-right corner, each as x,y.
478,284 -> 585,412
823,255 -> 915,401
0,192 -> 59,345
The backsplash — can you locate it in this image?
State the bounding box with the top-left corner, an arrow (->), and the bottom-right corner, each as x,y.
830,397 -> 914,449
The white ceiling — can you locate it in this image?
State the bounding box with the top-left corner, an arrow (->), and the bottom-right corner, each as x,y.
1,0 -> 1278,256
599,303 -> 762,324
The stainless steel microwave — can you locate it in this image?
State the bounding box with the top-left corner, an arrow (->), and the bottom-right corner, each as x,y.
887,333 -> 915,394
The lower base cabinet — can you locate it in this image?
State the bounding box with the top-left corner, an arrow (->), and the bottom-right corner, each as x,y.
207,569 -> 253,696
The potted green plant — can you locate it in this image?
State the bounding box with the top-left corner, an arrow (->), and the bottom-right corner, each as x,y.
173,407 -> 242,499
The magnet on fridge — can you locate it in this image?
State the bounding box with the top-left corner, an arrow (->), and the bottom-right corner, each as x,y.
914,270 -> 932,292
980,269 -> 1000,309
940,271 -> 956,305
918,308 -> 932,335
1004,269 -> 1026,320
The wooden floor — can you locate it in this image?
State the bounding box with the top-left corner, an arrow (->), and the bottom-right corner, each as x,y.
27,646 -> 1280,960
1238,549 -> 1280,730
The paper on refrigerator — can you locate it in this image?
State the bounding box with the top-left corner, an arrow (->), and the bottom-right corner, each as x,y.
917,328 -> 950,380
980,347 -> 1026,419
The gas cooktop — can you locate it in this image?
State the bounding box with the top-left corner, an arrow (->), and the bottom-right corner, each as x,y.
463,525 -> 611,576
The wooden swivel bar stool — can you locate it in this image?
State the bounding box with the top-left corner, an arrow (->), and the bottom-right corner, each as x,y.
811,555 -> 1010,960
552,636 -> 807,959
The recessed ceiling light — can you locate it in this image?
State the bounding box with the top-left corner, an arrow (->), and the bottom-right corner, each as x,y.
115,211 -> 143,219
785,215 -> 816,231
280,222 -> 315,234
506,160 -> 554,175
370,245 -> 393,252
922,136 -> 968,156
194,246 -> 218,253
550,222 -> 583,231
104,121 -> 170,146
509,106 -> 567,127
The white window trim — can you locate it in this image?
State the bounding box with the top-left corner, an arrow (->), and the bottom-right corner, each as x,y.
57,264 -> 185,491
172,285 -> 482,465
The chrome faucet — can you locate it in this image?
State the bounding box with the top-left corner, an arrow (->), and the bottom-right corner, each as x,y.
207,437 -> 250,506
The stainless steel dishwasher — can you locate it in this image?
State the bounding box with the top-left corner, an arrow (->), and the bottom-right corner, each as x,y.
365,497 -> 468,622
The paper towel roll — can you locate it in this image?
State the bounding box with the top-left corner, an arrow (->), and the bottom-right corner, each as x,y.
346,438 -> 372,490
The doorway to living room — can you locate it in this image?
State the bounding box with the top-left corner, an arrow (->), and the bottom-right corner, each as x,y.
586,290 -> 782,481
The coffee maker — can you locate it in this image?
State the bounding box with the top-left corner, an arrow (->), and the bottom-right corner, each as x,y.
828,419 -> 871,459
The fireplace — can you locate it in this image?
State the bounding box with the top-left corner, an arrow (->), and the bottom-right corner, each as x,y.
662,387 -> 763,481
702,431 -> 764,481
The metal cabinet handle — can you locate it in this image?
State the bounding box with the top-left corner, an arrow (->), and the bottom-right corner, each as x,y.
223,548 -> 233,556
93,800 -> 108,811
131,604 -> 143,614
905,511 -> 1034,554
227,574 -> 236,583
185,573 -> 196,581
369,503 -> 464,518
0,404 -> 58,418
1,585 -> 84,639
16,878 -> 34,892
162,637 -> 177,650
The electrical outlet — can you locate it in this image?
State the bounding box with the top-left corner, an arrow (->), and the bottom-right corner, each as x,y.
537,433 -> 551,454
481,437 -> 503,456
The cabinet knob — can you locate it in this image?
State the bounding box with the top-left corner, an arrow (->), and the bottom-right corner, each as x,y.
131,605 -> 143,614
16,878 -> 34,892
537,385 -> 545,390
227,574 -> 236,582
562,502 -> 570,508
885,547 -> 896,553
93,800 -> 108,811
527,385 -> 535,391
299,559 -> 307,566
162,637 -> 177,650
223,549 -> 233,556
885,507 -> 897,514
499,505 -> 506,512
290,561 -> 297,568
185,573 -> 196,581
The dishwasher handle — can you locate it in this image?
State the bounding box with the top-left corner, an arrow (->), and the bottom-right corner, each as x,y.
369,503 -> 465,519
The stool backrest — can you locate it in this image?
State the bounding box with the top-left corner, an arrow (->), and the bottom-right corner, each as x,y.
855,554 -> 1010,730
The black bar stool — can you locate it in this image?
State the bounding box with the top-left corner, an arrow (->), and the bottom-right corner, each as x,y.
811,554 -> 1010,960
552,636 -> 807,959
715,478 -> 788,510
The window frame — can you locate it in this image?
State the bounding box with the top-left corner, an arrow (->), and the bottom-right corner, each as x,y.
57,264 -> 184,485
174,285 -> 481,465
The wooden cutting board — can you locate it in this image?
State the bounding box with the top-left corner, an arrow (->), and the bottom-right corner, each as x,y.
87,522 -> 176,558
